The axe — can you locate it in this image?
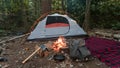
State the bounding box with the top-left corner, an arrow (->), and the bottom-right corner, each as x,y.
22,44 -> 48,64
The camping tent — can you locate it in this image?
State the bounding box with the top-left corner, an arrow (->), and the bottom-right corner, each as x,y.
28,13 -> 87,40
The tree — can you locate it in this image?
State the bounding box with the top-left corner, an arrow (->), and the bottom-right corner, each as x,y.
83,0 -> 92,32
66,0 -> 86,25
41,0 -> 52,14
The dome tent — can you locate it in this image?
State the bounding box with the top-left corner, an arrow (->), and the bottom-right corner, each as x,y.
28,13 -> 87,40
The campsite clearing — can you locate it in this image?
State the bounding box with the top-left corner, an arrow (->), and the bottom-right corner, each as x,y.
0,35 -> 109,68
0,29 -> 119,68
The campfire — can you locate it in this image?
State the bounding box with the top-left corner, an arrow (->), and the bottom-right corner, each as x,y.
52,36 -> 67,52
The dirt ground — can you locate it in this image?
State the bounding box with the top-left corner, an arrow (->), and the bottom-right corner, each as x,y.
1,29 -> 120,68
0,36 -> 110,68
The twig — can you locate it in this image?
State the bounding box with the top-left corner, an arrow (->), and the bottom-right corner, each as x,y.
0,33 -> 30,44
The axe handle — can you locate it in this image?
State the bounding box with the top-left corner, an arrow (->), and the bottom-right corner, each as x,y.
22,47 -> 40,64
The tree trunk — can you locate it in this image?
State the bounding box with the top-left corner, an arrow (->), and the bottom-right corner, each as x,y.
61,0 -> 66,11
83,0 -> 92,32
41,0 -> 52,14
33,0 -> 41,17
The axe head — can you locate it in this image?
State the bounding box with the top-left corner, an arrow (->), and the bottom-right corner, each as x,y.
40,44 -> 48,51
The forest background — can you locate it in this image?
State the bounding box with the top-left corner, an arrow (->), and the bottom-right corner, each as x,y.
0,0 -> 119,36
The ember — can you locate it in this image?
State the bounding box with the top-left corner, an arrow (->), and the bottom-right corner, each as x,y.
52,36 -> 67,52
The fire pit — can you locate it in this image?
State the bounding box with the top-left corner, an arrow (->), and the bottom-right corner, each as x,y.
22,36 -> 91,64
51,36 -> 67,62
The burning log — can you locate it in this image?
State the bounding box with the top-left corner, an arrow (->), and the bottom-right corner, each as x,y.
52,36 -> 67,52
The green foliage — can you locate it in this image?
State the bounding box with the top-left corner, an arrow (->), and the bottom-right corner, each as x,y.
52,0 -> 62,10
67,0 -> 86,25
0,0 -> 36,34
112,22 -> 120,30
0,0 -> 119,36
90,0 -> 120,29
52,0 -> 86,25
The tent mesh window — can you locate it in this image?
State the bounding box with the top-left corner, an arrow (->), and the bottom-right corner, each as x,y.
46,16 -> 69,28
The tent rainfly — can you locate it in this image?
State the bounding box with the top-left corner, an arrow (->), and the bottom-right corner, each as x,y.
28,13 -> 87,40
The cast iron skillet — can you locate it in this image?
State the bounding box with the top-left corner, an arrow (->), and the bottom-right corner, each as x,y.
53,54 -> 65,62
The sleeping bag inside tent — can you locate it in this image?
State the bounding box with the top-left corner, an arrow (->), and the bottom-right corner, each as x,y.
28,13 -> 87,40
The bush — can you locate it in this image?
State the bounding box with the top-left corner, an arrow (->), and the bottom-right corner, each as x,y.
112,22 -> 120,30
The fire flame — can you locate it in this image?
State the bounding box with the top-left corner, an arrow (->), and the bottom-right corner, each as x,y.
52,36 -> 67,52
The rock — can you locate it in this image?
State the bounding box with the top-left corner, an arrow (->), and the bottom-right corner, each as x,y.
70,64 -> 74,68
2,64 -> 9,68
2,43 -> 6,46
47,54 -> 54,60
113,34 -> 120,38
29,41 -> 32,43
78,63 -> 83,67
0,64 -> 2,68
1,51 -> 9,56
17,65 -> 23,68
60,62 -> 66,67
18,51 -> 25,55
19,57 -> 23,59
15,60 -> 19,63
119,39 -> 120,42
0,48 -> 3,55
0,57 -> 7,62
32,65 -> 35,68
